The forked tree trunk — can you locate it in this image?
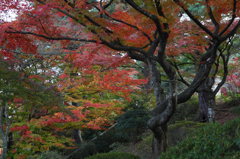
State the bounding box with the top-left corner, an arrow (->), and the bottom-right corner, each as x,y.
146,60 -> 168,158
146,57 -> 177,158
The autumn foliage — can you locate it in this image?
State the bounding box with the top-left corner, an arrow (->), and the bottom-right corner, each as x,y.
1,0 -> 240,158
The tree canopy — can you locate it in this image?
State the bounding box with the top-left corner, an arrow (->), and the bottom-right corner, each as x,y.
0,0 -> 240,158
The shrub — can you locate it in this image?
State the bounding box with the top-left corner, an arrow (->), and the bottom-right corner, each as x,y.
92,106 -> 150,153
112,131 -> 153,159
67,142 -> 97,159
28,151 -> 65,159
114,107 -> 150,142
171,96 -> 199,122
160,118 -> 240,159
85,152 -> 140,159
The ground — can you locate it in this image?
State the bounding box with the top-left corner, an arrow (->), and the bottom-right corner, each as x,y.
215,99 -> 240,124
112,98 -> 240,159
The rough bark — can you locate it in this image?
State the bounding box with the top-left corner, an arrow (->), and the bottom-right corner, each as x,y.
146,59 -> 167,157
0,102 -> 10,159
197,77 -> 215,122
198,41 -> 232,122
198,89 -> 215,122
152,123 -> 168,158
147,55 -> 178,157
148,43 -> 219,159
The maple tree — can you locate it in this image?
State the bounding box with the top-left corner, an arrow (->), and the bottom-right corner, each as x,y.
0,15 -> 146,159
0,51 -> 146,158
171,34 -> 236,122
0,57 -> 64,159
1,0 -> 240,158
196,38 -> 237,122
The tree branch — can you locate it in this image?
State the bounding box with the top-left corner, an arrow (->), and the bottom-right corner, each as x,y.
213,39 -> 233,95
174,0 -> 216,38
220,0 -> 237,36
6,30 -> 98,43
172,61 -> 190,87
125,0 -> 164,35
103,13 -> 153,43
205,0 -> 219,34
221,20 -> 240,41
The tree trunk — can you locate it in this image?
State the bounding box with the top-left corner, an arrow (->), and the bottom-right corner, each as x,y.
152,124 -> 167,159
198,78 -> 216,122
0,102 -> 10,159
73,129 -> 83,144
198,90 -> 216,121
1,136 -> 8,159
7,133 -> 13,149
146,59 -> 168,158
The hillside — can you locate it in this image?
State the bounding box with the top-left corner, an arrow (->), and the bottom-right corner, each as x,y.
111,99 -> 240,159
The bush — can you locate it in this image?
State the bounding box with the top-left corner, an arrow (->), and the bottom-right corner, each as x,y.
160,118 -> 240,159
67,142 -> 97,159
114,107 -> 150,142
85,152 -> 140,159
167,121 -> 206,146
28,151 -> 65,159
171,96 -> 199,122
92,106 -> 150,152
112,131 -> 153,159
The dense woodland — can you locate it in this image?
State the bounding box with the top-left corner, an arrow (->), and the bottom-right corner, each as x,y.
0,0 -> 240,159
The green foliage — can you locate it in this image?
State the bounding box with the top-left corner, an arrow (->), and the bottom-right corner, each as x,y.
219,94 -> 240,105
188,2 -> 206,16
9,117 -> 74,157
93,104 -> 149,152
168,121 -> 206,146
114,106 -> 150,142
112,131 -> 153,159
28,151 -> 65,159
169,120 -> 205,130
223,152 -> 240,159
160,118 -> 240,159
93,132 -> 116,152
67,142 -> 97,159
171,96 -> 199,122
231,106 -> 240,114
85,152 -> 140,159
80,96 -> 151,154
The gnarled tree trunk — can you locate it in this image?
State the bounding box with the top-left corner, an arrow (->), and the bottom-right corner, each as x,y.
151,124 -> 168,158
147,57 -> 178,158
147,43 -> 221,158
198,77 -> 215,122
146,59 -> 168,158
